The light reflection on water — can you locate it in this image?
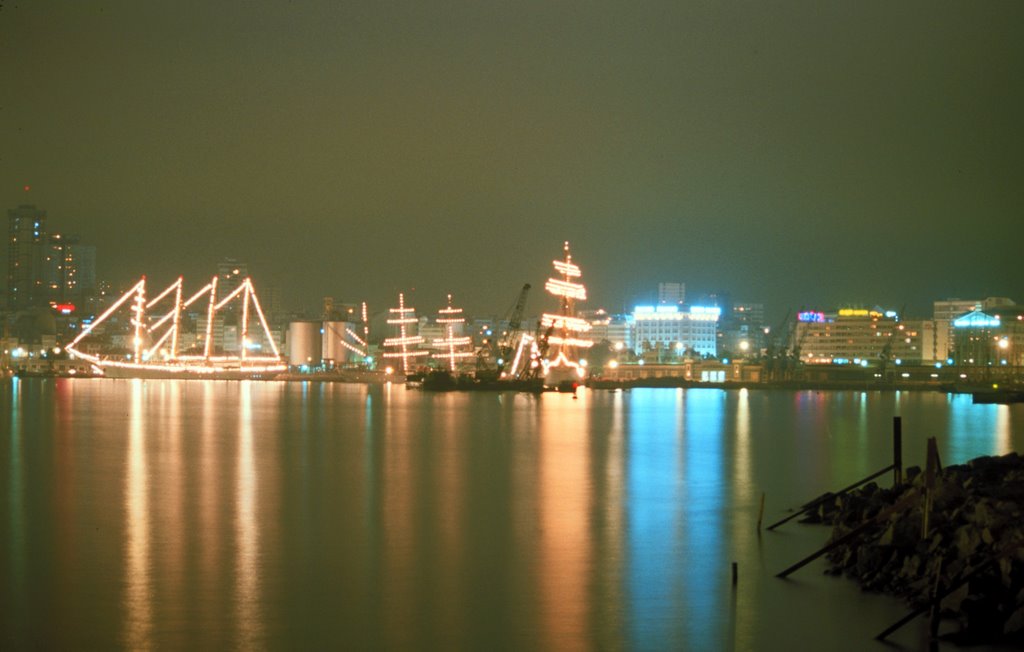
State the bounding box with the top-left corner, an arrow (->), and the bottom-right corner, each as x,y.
235,382 -> 261,648
124,379 -> 152,649
1,380 -> 1022,650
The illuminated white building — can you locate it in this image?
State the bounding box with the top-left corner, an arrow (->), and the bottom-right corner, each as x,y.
630,305 -> 720,357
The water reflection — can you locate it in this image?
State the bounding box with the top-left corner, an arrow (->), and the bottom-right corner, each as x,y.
733,389 -> 752,504
6,378 -> 25,636
996,406 -> 1012,456
947,394 -> 1013,462
625,388 -> 686,649
197,380 -> 220,640
537,392 -> 591,650
681,390 -> 726,649
235,381 -> 261,647
4,379 -> 1021,650
124,379 -> 152,649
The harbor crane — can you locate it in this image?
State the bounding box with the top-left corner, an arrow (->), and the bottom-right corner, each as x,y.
497,283 -> 531,371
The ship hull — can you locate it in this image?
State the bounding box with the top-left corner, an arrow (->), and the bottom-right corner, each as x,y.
99,365 -> 285,381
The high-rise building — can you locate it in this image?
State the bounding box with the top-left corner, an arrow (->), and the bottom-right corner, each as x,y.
43,233 -> 79,305
217,257 -> 248,299
7,204 -> 48,310
658,282 -> 685,306
70,243 -> 96,296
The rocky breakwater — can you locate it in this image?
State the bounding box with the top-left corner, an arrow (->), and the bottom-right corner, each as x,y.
803,453 -> 1024,645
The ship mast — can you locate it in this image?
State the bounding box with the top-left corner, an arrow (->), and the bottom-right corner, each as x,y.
433,294 -> 474,372
540,241 -> 593,379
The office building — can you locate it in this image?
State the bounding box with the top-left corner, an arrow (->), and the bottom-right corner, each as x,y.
630,304 -> 720,358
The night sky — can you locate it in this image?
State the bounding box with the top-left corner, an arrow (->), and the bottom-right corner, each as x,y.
2,2 -> 1022,319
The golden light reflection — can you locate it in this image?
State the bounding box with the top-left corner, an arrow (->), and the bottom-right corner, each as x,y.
161,381 -> 185,613
537,392 -> 591,651
995,405 -> 1012,456
235,381 -> 262,647
381,386 -> 415,650
730,388 -> 755,652
733,388 -> 751,501
594,389 -> 625,642
124,379 -> 152,649
198,380 -> 219,637
435,394 -> 463,638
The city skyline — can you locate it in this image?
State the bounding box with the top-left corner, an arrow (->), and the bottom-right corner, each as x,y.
4,199 -> 1017,325
2,3 -> 1022,319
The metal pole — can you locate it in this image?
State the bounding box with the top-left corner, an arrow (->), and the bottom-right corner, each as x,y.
893,416 -> 903,488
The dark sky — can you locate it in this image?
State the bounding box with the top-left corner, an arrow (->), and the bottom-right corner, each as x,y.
3,1 -> 1022,320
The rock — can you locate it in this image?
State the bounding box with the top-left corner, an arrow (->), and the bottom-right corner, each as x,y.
812,451 -> 1024,646
1004,604 -> 1024,635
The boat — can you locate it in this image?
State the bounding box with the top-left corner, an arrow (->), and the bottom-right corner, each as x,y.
971,390 -> 1024,404
65,275 -> 286,380
537,241 -> 594,388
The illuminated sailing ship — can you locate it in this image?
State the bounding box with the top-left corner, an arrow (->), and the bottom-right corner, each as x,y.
381,292 -> 429,376
538,241 -> 593,387
432,294 -> 475,372
65,275 -> 285,379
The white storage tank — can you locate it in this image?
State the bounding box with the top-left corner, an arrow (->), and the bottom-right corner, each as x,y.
287,321 -> 322,367
322,321 -> 356,365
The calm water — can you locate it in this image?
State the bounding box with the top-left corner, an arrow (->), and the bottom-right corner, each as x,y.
2,378 -> 1022,651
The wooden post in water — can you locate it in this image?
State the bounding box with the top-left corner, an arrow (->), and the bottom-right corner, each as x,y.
922,437 -> 937,540
893,416 -> 903,488
732,562 -> 738,586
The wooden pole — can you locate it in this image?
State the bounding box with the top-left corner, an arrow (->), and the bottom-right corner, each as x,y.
776,520 -> 876,578
777,491 -> 919,579
893,416 -> 903,488
929,559 -> 943,641
765,464 -> 893,531
732,562 -> 738,586
876,557 -> 997,641
757,492 -> 766,532
922,437 -> 937,540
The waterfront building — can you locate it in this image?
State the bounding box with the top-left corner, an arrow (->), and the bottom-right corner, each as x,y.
795,308 -> 932,365
951,306 -> 1024,374
718,301 -> 766,359
933,297 -> 1015,360
630,304 -> 720,358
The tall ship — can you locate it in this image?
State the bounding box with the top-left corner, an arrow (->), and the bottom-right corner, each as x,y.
432,294 -> 475,372
538,241 -> 593,389
65,275 -> 286,379
381,292 -> 429,380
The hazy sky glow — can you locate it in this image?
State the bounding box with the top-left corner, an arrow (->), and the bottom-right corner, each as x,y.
2,1 -> 1022,318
